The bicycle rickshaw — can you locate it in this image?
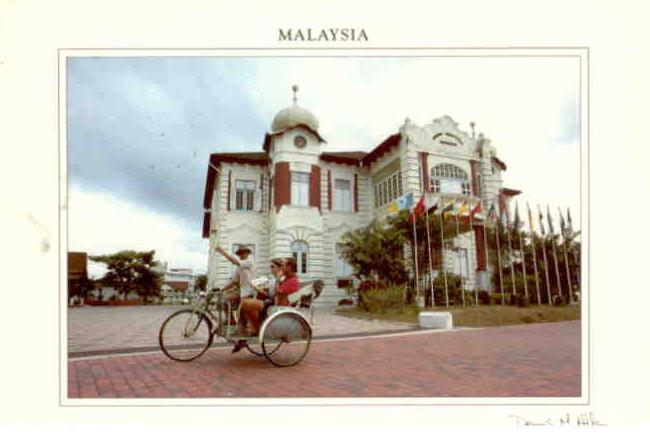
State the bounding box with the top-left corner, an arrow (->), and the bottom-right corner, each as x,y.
158,279 -> 324,367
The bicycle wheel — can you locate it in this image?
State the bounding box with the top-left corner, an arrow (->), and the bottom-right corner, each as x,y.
245,341 -> 265,356
246,338 -> 282,356
159,309 -> 213,362
262,312 -> 311,367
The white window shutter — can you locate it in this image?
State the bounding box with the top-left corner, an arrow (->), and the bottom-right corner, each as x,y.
254,182 -> 262,211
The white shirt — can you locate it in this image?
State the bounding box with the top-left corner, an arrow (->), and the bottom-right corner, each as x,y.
236,259 -> 255,298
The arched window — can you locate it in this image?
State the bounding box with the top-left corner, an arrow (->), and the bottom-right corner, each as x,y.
291,240 -> 309,274
430,163 -> 471,196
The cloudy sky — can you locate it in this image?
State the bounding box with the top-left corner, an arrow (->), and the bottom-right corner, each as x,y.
67,56 -> 581,278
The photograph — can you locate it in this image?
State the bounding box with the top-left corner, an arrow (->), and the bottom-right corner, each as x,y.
64,53 -> 584,400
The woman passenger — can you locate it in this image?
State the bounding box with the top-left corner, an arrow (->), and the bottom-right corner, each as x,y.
274,257 -> 300,306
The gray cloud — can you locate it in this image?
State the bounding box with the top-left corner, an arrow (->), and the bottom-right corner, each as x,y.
67,57 -> 270,230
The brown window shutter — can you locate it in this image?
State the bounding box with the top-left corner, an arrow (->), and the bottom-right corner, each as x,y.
474,225 -> 486,271
354,174 -> 359,212
327,170 -> 332,210
274,162 -> 291,211
470,160 -> 479,196
420,152 -> 430,192
227,170 -> 232,211
310,165 -> 321,210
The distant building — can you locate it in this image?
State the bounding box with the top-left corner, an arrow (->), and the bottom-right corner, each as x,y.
68,252 -> 88,284
68,252 -> 88,304
153,262 -> 196,295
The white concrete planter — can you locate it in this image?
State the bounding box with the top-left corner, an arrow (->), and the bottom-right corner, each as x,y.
418,311 -> 453,329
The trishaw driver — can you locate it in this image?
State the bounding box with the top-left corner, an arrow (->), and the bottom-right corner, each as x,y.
214,245 -> 255,327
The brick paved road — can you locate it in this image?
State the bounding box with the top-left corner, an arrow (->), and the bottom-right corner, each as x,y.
67,321 -> 580,398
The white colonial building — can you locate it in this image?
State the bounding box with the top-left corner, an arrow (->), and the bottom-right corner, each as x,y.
202,87 -> 519,303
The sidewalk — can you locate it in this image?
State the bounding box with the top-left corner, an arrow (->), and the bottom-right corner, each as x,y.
67,304 -> 417,356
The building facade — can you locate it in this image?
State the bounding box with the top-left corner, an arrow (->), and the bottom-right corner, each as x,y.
202,88 -> 519,303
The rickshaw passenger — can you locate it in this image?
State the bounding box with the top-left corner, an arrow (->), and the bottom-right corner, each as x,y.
232,257 -> 300,354
274,257 -> 300,306
214,245 -> 255,324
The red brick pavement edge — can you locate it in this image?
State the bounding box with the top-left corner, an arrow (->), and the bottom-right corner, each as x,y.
67,321 -> 581,399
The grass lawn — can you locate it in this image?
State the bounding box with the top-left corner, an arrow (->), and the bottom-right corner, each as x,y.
335,304 -> 581,328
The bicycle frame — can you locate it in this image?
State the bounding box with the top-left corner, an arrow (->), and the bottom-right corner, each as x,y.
196,290 -> 253,341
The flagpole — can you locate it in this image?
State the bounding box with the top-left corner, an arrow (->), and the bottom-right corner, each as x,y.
494,210 -> 505,305
482,211 -> 490,301
516,203 -> 529,300
567,206 -> 580,300
538,204 -> 553,306
559,206 -> 574,304
439,209 -> 450,308
505,210 -> 517,299
471,207 -> 478,306
424,205 -> 435,307
547,205 -> 563,301
418,158 -> 435,308
527,202 -> 542,306
455,209 -> 465,307
412,210 -> 420,303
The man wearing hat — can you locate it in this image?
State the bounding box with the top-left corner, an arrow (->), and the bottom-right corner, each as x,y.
214,244 -> 256,327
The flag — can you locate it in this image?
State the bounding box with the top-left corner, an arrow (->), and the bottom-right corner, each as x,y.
487,203 -> 497,225
387,192 -> 413,214
398,192 -> 414,210
526,202 -> 535,233
410,195 -> 426,223
546,205 -> 555,235
470,200 -> 482,219
537,204 -> 546,236
458,200 -> 470,217
514,202 -> 522,231
441,200 -> 455,219
425,193 -> 439,212
500,208 -> 509,229
558,206 -> 567,238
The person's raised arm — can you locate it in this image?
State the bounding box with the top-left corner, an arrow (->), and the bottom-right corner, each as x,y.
214,245 -> 241,266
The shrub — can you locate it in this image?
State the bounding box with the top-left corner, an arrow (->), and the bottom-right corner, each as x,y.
489,293 -> 511,305
430,271 -> 464,306
478,290 -> 490,305
357,280 -> 384,311
516,294 -> 530,307
363,285 -> 407,314
338,298 -> 354,306
553,295 -> 568,306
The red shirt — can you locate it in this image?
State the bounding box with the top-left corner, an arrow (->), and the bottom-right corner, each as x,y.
276,275 -> 299,295
275,275 -> 299,305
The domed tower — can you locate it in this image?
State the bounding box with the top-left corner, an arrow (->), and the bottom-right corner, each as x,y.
264,85 -> 326,280
265,85 -> 326,162
271,85 -> 320,134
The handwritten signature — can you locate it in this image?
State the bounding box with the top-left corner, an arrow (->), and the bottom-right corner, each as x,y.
510,412 -> 606,427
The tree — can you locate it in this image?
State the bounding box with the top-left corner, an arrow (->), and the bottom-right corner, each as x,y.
90,250 -> 162,300
339,216 -> 408,285
68,275 -> 95,300
195,274 -> 208,292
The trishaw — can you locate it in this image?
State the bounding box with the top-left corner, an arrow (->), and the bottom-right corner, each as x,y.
158,280 -> 324,367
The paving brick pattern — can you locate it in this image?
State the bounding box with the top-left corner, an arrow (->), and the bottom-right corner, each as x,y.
67,321 -> 580,398
67,305 -> 414,354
